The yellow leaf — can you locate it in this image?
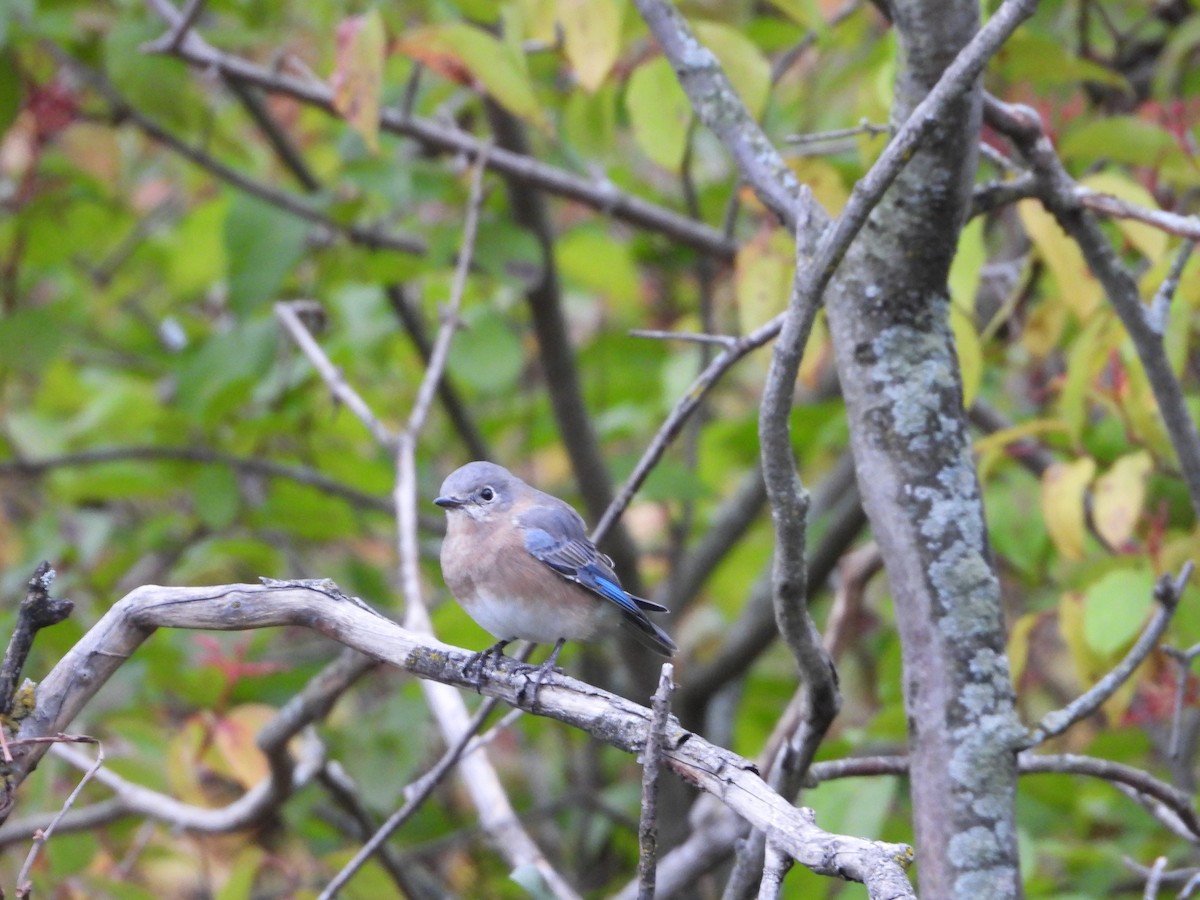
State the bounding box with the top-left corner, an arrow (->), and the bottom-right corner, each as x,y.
519,0 -> 559,43
1080,171 -> 1168,265
949,302 -> 982,408
1092,451 -> 1153,549
1118,341 -> 1171,453
1041,458 -> 1096,560
1058,591 -> 1097,686
1019,199 -> 1102,320
1006,611 -> 1040,687
786,158 -> 848,215
1021,295 -> 1067,357
949,217 -> 985,315
1059,311 -> 1117,444
736,226 -> 795,333
330,10 -> 385,153
558,0 -> 623,92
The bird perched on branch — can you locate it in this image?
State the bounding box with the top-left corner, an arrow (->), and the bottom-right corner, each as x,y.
435,461 -> 675,698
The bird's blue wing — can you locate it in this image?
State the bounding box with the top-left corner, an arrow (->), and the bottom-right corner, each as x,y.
517,504 -> 643,616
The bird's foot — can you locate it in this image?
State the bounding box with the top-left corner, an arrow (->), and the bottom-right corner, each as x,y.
462,640 -> 510,691
516,639 -> 566,710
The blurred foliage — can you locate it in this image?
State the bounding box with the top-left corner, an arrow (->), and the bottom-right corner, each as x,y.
1,0 -> 1199,895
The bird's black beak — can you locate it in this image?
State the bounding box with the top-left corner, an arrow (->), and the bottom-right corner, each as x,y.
434,495 -> 463,509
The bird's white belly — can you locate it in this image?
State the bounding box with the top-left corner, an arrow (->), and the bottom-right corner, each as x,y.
461,590 -> 611,644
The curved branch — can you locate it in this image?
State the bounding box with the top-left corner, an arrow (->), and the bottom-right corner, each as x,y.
9,581 -> 915,896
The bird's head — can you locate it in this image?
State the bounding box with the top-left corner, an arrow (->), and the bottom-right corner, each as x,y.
434,461 -> 519,521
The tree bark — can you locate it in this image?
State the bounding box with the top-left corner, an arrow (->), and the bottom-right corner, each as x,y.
823,2 -> 1026,896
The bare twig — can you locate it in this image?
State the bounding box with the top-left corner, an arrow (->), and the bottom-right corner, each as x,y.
140,0 -> 206,53
1163,641 -> 1200,760
757,839 -> 793,900
724,221 -> 843,898
633,0 -> 806,229
1146,855 -> 1169,900
384,149 -> 582,899
274,300 -> 397,449
0,564 -> 73,718
386,285 -> 492,461
679,457 -> 863,709
1024,563 -> 1193,748
320,696 -> 503,898
14,735 -> 103,897
402,146 -> 490,440
316,762 -> 435,898
593,315 -> 784,544
784,119 -> 890,147
221,76 -> 322,191
805,751 -> 1200,842
603,0 -> 1041,545
628,329 -> 739,349
1148,240 -> 1197,335
1076,188 -> 1200,242
637,665 -> 675,900
651,465 -> 767,614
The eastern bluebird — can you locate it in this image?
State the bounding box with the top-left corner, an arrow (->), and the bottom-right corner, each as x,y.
434,461 -> 675,691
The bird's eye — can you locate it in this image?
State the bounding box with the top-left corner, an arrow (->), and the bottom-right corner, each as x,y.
479,486 -> 496,502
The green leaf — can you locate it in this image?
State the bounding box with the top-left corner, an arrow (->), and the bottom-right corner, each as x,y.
446,307 -> 525,394
996,31 -> 1129,91
104,19 -> 199,131
1082,566 -> 1155,657
557,226 -> 640,305
1060,117 -> 1181,168
224,193 -> 308,314
765,0 -> 825,31
564,83 -> 618,158
175,318 -> 278,416
625,56 -> 691,171
693,21 -> 771,120
193,466 -> 242,531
